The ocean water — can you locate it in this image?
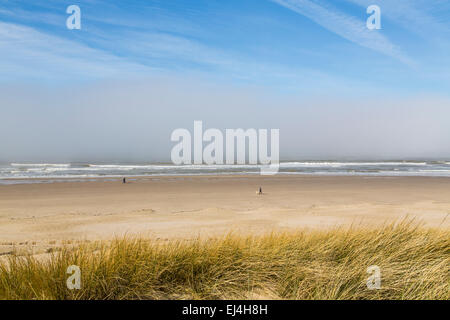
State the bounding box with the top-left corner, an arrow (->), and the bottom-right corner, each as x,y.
0,161 -> 450,184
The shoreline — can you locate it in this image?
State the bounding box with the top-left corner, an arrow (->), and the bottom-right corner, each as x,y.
2,160 -> 450,184
2,172 -> 450,185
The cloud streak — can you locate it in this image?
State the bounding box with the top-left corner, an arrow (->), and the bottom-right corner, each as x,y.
344,0 -> 450,40
0,21 -> 365,92
272,0 -> 413,65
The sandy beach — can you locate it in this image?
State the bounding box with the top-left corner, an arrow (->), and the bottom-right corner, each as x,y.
0,175 -> 449,255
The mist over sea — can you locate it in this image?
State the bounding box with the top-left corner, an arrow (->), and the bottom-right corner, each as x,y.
1,161 -> 450,184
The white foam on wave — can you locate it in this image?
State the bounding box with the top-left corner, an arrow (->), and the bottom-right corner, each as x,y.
1,161 -> 449,181
88,164 -> 156,169
88,164 -> 260,170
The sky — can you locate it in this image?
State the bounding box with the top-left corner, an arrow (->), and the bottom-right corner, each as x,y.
0,0 -> 449,162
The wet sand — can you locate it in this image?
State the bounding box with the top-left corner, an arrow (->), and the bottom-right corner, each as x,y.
0,175 -> 449,255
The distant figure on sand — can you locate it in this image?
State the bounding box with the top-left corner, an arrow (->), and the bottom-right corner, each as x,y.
257,187 -> 262,195
122,177 -> 126,184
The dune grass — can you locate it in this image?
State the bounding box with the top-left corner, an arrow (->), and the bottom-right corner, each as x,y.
0,221 -> 448,300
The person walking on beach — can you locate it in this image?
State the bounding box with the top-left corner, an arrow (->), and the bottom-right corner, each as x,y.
123,177 -> 126,184
257,187 -> 262,195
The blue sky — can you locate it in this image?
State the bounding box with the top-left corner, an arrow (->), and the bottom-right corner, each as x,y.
1,0 -> 449,95
1,0 -> 450,161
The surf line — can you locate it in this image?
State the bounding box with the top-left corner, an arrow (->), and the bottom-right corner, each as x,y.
182,304 -> 216,318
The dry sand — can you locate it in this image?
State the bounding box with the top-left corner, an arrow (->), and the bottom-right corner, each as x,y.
0,175 -> 449,255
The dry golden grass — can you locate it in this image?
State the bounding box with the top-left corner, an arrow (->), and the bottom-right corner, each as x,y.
0,220 -> 448,300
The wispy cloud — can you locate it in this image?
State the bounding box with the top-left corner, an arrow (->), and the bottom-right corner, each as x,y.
0,19 -> 363,90
5,0 -> 446,91
0,22 -> 155,82
272,0 -> 414,65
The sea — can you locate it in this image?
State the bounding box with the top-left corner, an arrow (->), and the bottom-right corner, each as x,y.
1,161 -> 450,184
